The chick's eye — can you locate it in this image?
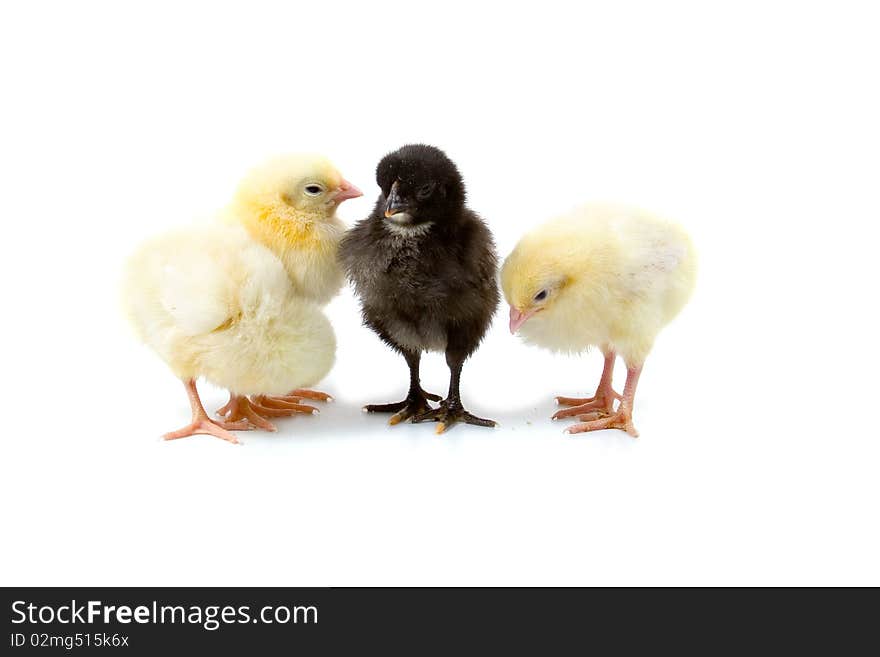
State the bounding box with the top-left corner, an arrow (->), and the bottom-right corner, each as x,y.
417,183 -> 434,199
304,184 -> 324,196
534,289 -> 548,301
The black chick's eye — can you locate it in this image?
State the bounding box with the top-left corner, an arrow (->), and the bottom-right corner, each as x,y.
304,184 -> 324,196
416,183 -> 434,200
534,289 -> 548,301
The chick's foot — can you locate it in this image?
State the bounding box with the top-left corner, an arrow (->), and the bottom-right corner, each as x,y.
411,399 -> 496,435
553,390 -> 621,420
216,394 -> 319,433
216,395 -> 278,432
554,350 -> 622,420
225,391 -> 327,420
364,389 -> 442,426
164,379 -> 247,444
565,406 -> 639,438
254,395 -> 321,415
163,417 -> 248,444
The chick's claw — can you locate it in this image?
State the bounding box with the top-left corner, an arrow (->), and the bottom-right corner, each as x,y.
254,396 -> 320,415
217,393 -> 320,432
364,390 -> 438,425
565,408 -> 639,438
388,406 -> 427,426
217,395 -> 278,432
226,390 -> 328,423
552,393 -> 619,420
284,389 -> 334,402
411,400 -> 497,434
363,401 -> 410,413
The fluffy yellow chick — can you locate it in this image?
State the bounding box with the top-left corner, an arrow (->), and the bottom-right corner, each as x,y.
228,155 -> 358,305
123,155 -> 362,443
501,203 -> 696,437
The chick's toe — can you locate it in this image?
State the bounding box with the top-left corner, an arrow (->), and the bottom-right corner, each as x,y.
552,394 -> 618,420
254,395 -> 320,415
284,389 -> 334,402
216,394 -> 319,433
364,389 -> 440,425
565,408 -> 639,438
217,395 -> 279,432
163,417 -> 247,444
411,400 -> 496,434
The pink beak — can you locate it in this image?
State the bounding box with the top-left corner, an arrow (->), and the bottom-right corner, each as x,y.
334,179 -> 363,204
509,306 -> 536,334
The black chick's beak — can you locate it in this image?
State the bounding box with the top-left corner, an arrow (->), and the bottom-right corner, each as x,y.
384,181 -> 409,219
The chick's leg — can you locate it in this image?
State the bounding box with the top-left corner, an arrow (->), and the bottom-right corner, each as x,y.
163,379 -> 247,444
364,350 -> 441,425
411,350 -> 496,434
566,364 -> 642,438
553,350 -> 622,420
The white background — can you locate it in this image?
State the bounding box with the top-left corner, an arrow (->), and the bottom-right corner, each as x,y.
1,1 -> 877,586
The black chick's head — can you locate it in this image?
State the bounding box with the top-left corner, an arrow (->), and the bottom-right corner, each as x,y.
375,144 -> 465,228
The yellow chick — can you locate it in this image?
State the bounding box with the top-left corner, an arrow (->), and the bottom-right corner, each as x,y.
501,203 -> 697,437
228,155 -> 358,305
122,155 -> 362,443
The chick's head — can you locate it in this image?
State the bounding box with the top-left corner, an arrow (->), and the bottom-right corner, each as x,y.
233,154 -> 362,226
501,235 -> 579,335
375,144 -> 465,228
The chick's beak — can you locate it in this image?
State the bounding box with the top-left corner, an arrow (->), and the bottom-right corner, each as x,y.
384,180 -> 408,218
509,306 -> 537,334
333,179 -> 363,204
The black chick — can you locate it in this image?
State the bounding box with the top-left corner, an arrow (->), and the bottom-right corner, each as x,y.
339,144 -> 499,433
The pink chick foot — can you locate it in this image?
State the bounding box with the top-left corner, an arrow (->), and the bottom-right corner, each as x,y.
553,391 -> 620,420
163,417 -> 247,444
565,407 -> 639,438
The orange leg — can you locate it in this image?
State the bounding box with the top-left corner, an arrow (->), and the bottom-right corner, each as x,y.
163,379 -> 247,444
566,364 -> 642,437
553,350 -> 622,420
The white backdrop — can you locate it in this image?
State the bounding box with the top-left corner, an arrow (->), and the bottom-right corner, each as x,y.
1,1 -> 877,586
